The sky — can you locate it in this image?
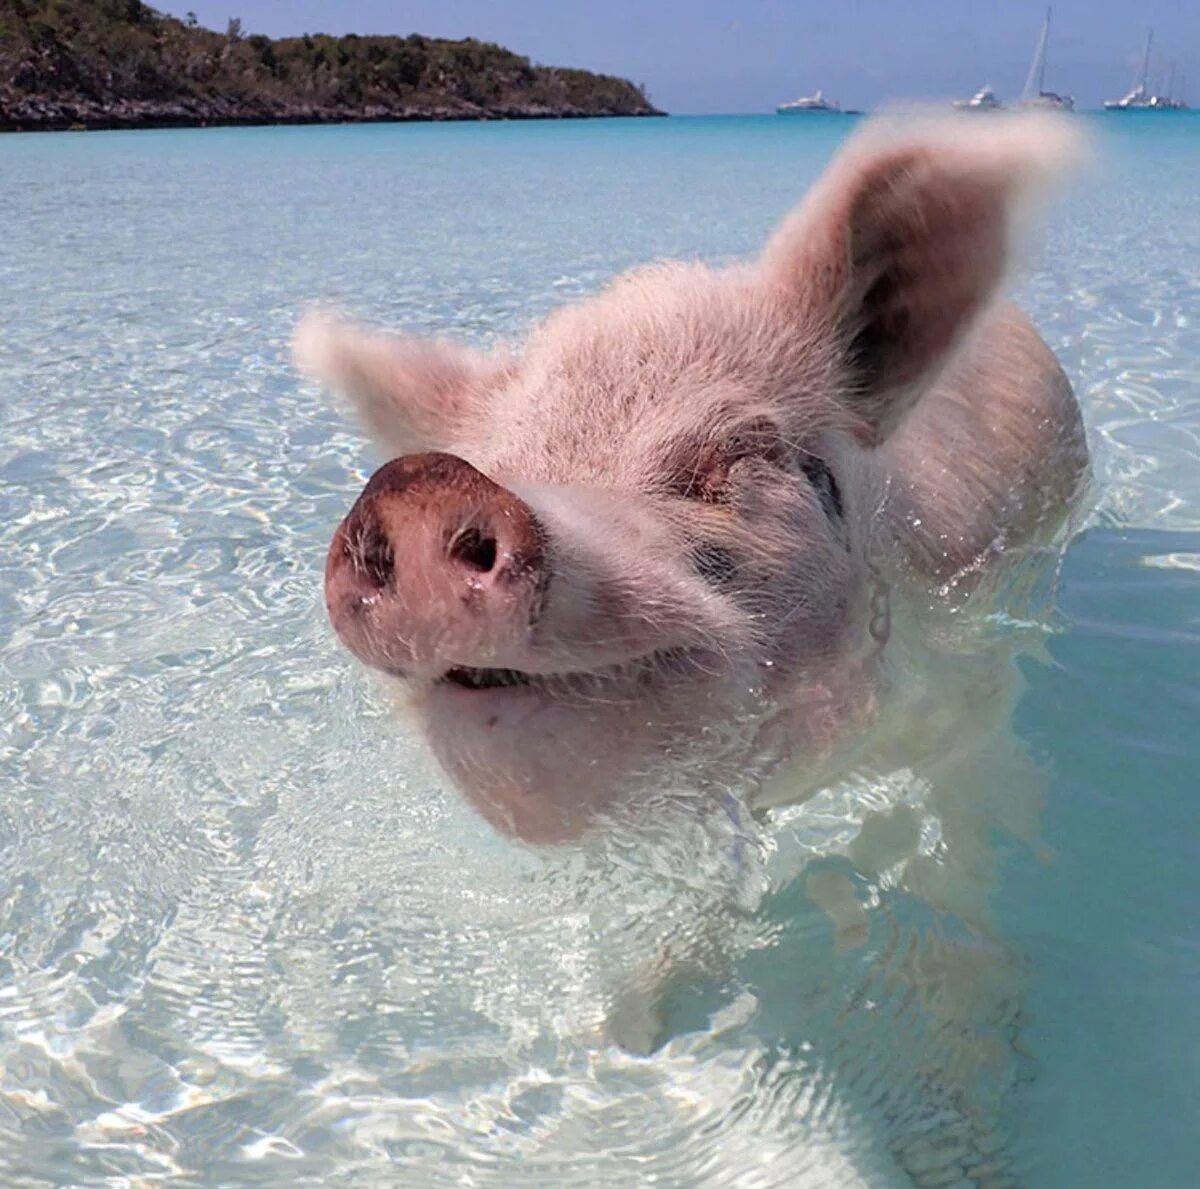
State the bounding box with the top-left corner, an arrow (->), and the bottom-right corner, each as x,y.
155,1 -> 1200,113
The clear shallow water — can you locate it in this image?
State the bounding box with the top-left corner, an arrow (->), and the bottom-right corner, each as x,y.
0,114 -> 1197,1186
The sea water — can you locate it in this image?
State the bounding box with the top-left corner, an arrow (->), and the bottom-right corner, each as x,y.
0,114 -> 1197,1186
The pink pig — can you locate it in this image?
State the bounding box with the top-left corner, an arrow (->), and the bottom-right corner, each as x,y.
296,114 -> 1087,844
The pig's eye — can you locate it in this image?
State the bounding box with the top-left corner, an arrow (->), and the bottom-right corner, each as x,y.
670,441 -> 733,503
669,419 -> 789,503
799,453 -> 844,520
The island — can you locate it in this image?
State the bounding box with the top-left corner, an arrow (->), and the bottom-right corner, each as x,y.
0,1 -> 664,132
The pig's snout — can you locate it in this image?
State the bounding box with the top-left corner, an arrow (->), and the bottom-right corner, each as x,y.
325,452 -> 546,678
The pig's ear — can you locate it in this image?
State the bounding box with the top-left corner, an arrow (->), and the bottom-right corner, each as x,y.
760,115 -> 1077,445
293,311 -> 498,455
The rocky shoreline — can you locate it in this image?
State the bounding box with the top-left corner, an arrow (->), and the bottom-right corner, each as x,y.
0,95 -> 665,134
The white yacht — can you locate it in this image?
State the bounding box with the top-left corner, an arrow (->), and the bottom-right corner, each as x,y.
1020,8 -> 1074,110
954,85 -> 1003,111
1104,30 -> 1187,110
776,89 -> 841,114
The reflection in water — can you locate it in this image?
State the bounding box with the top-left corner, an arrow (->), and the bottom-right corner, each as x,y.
579,565 -> 1061,1184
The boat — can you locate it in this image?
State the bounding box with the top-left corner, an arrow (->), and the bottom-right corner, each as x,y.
1105,30 -> 1154,109
777,90 -> 842,114
1020,8 -> 1074,110
954,85 -> 1004,111
1104,30 -> 1188,110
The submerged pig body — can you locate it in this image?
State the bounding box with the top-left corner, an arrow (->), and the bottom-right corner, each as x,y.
299,115 -> 1088,842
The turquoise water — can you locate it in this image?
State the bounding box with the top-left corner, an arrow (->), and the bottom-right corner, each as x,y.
1,114 -> 1197,1185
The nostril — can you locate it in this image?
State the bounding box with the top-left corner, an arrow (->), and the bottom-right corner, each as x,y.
449,526 -> 498,574
357,524 -> 394,588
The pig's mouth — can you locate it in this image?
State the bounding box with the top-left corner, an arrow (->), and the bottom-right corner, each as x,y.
423,647 -> 702,696
441,666 -> 534,691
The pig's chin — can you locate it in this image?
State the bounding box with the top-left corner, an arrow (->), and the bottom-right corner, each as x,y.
393,650 -> 738,839
410,657 -> 736,843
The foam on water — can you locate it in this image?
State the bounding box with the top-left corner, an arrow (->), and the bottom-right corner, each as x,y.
1,115 -> 1198,1186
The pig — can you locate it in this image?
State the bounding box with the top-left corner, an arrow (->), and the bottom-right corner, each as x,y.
295,113 -> 1088,846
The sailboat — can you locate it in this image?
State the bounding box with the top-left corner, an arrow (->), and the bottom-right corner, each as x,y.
1105,30 -> 1154,109
1155,61 -> 1190,111
1161,62 -> 1190,110
1020,8 -> 1074,110
1103,29 -> 1186,110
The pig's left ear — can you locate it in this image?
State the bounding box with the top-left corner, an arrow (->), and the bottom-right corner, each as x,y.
293,311 -> 500,455
759,115 -> 1077,445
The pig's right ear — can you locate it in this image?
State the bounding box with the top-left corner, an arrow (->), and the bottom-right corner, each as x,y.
292,311 -> 498,455
759,115 -> 1077,446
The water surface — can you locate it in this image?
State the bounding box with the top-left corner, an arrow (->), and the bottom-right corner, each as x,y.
1,114 -> 1198,1186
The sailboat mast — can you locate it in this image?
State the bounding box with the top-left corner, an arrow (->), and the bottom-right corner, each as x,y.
1138,29 -> 1153,93
1023,8 -> 1051,100
1038,7 -> 1050,94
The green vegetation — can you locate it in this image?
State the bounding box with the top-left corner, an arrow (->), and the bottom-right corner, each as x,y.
0,0 -> 662,130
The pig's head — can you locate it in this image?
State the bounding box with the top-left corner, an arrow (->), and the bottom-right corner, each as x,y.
296,115 -> 1074,842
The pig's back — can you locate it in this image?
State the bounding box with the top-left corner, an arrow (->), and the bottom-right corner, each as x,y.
875,302 -> 1088,586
